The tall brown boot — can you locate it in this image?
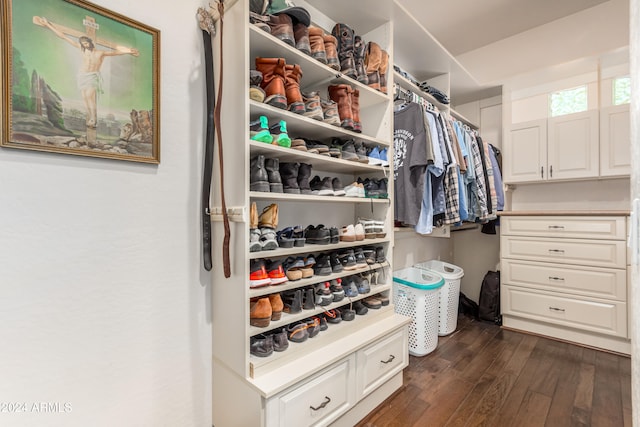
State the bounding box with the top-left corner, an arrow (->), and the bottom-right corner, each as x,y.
308,26 -> 327,64
293,22 -> 311,56
284,64 -> 305,114
249,201 -> 260,252
255,57 -> 287,109
350,88 -> 361,133
379,49 -> 389,94
267,13 -> 294,46
328,84 -> 354,131
354,35 -> 368,85
323,34 -> 340,71
364,41 -> 381,91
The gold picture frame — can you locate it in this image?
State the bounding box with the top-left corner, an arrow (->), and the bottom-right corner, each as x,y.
1,0 -> 160,163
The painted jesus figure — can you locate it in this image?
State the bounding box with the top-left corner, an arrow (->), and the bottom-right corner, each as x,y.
35,16 -> 139,128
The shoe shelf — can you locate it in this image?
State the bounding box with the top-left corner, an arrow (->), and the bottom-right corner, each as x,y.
249,191 -> 389,204
248,284 -> 393,337
250,100 -> 389,146
249,25 -> 387,109
249,261 -> 391,299
248,304 -> 399,378
393,71 -> 449,111
248,237 -> 390,260
249,141 -> 387,173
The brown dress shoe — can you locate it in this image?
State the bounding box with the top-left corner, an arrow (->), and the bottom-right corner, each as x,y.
250,297 -> 272,327
258,203 -> 279,229
269,293 -> 284,321
379,49 -> 389,94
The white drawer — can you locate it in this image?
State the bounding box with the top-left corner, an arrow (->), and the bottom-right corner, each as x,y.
501,216 -> 626,240
501,235 -> 626,268
270,356 -> 356,427
502,285 -> 627,338
356,328 -> 408,399
501,259 -> 626,300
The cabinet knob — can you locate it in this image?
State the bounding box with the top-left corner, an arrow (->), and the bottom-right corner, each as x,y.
310,396 -> 331,411
548,249 -> 565,254
381,355 -> 396,364
548,276 -> 565,281
549,306 -> 565,313
541,166 -> 544,178
548,225 -> 565,229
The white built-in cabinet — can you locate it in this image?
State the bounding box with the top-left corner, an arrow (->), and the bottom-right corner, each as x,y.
505,110 -> 601,183
210,1 -> 412,426
500,214 -> 630,355
600,103 -> 631,177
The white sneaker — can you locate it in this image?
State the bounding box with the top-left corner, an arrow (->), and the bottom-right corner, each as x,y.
344,182 -> 361,197
339,224 -> 356,242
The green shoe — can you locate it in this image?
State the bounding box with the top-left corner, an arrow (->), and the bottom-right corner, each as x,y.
270,120 -> 291,148
250,116 -> 273,143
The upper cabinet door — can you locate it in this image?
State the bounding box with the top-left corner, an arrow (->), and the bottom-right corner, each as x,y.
600,104 -> 631,177
504,119 -> 547,183
547,110 -> 599,181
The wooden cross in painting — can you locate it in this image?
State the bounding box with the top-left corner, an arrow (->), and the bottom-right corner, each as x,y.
33,15 -> 139,145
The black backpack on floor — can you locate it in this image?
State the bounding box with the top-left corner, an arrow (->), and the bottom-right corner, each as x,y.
478,271 -> 502,325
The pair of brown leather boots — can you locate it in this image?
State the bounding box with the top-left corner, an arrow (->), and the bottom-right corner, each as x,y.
328,84 -> 362,133
255,58 -> 305,114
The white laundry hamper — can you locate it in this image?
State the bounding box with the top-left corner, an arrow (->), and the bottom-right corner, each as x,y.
414,260 -> 464,336
393,267 -> 445,356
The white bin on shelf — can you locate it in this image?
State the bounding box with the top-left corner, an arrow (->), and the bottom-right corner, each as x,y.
393,267 -> 445,356
414,260 -> 465,336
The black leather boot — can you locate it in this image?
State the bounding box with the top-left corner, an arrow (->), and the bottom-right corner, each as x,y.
279,162 -> 300,194
297,163 -> 313,194
250,154 -> 270,192
332,23 -> 357,79
265,157 -> 283,193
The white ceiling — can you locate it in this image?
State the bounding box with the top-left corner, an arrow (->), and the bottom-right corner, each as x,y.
396,0 -> 611,56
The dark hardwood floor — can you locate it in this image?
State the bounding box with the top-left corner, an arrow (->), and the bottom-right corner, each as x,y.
357,315 -> 632,427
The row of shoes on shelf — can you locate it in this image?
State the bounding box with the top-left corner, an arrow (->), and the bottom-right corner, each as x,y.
250,62 -> 363,132
250,118 -> 390,166
250,271 -> 388,327
249,1 -> 389,93
250,245 -> 387,288
250,155 -> 389,199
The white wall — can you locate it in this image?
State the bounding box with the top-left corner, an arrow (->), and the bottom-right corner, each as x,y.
0,1 -> 211,426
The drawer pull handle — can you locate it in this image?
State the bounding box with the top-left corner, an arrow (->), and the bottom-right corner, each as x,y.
548,225 -> 565,229
310,396 -> 331,411
549,306 -> 565,312
548,249 -> 565,254
548,276 -> 565,281
381,355 -> 396,364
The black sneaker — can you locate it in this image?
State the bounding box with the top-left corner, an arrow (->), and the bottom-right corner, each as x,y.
362,247 -> 376,264
352,300 -> 369,315
353,247 -> 367,268
329,278 -> 345,302
332,177 -> 346,196
310,176 -> 334,196
354,141 -> 369,163
375,246 -> 386,264
329,138 -> 343,158
314,282 -> 333,306
305,224 -> 331,244
340,139 -> 359,162
338,249 -> 357,270
330,251 -> 343,272
329,227 -> 339,244
313,253 -> 333,276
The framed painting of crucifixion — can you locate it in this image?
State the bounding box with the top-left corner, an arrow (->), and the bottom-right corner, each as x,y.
0,0 -> 160,163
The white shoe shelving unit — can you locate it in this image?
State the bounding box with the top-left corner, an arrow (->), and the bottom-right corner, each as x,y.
210,1 -> 411,426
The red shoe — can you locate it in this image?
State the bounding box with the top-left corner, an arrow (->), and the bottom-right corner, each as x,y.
266,259 -> 288,285
250,259 -> 271,288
